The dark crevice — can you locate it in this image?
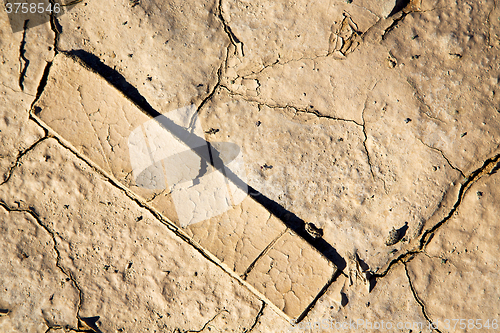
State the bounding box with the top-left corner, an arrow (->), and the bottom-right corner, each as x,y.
19,19 -> 30,91
419,153 -> 500,248
295,269 -> 343,323
374,151 -> 500,278
32,61 -> 53,108
61,49 -> 347,271
381,13 -> 407,40
388,0 -> 411,17
48,0 -> 62,53
216,0 -> 244,56
243,302 -> 266,333
29,0 -> 60,110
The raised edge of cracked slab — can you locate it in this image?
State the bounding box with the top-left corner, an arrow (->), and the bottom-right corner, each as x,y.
0,137 -> 264,332
246,263 -> 432,332
32,51 -> 293,288
245,229 -> 336,320
186,195 -> 287,276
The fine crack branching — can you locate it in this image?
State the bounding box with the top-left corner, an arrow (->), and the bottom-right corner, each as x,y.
404,263 -> 442,333
19,20 -> 30,91
374,151 -> 500,279
216,0 -> 244,56
219,85 -> 363,127
196,45 -> 229,114
1,135 -> 48,186
0,201 -> 86,332
417,138 -> 465,177
174,309 -> 230,333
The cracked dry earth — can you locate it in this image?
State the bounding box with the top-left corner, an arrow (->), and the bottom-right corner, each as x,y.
1,0 -> 500,332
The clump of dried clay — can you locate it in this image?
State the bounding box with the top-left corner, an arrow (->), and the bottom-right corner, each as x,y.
305,222 -> 323,239
385,227 -> 401,246
347,251 -> 372,292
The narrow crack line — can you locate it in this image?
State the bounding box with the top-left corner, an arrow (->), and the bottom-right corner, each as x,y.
381,11 -> 408,40
1,82 -> 22,93
404,263 -> 442,333
242,53 -> 330,79
359,81 -> 389,193
219,85 -> 363,126
295,268 -> 342,324
486,0 -> 497,47
350,4 -> 381,21
243,302 -> 266,333
216,0 -> 244,56
48,0 -> 62,54
1,135 -> 48,185
406,78 -> 444,123
177,309 -> 230,333
31,61 -> 53,108
360,105 -> 374,177
241,223 -> 287,280
417,138 -> 465,177
0,201 -> 84,332
294,108 -> 363,126
196,45 -> 229,114
19,19 -> 30,91
374,151 -> 500,278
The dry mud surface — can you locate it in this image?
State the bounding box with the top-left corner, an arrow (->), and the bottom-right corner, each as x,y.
1,0 -> 500,332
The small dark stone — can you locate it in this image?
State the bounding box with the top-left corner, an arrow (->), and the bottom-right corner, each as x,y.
305,222 -> 323,239
205,128 -> 219,135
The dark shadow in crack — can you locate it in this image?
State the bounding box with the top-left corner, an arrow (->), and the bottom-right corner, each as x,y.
64,49 -> 347,272
79,316 -> 103,333
388,0 -> 411,17
397,221 -> 409,241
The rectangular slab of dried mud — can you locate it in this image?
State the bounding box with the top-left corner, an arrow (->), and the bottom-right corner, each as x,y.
32,54 -> 334,319
245,230 -> 337,319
